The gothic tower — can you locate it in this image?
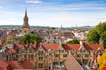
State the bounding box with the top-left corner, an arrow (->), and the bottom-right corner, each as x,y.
22,9 -> 30,32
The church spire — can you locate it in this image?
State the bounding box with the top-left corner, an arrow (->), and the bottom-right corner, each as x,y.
25,9 -> 28,18
22,9 -> 30,32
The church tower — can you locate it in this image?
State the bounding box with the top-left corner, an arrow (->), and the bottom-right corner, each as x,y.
22,9 -> 30,33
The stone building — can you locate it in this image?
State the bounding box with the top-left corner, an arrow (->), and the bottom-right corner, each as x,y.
22,9 -> 30,33
3,43 -> 68,70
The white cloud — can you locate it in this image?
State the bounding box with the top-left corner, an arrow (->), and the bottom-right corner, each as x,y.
26,0 -> 42,4
27,11 -> 106,27
0,10 -> 23,25
26,2 -> 106,13
0,9 -> 106,27
0,1 -> 106,27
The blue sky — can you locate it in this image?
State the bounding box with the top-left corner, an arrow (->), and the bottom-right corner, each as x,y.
0,0 -> 106,27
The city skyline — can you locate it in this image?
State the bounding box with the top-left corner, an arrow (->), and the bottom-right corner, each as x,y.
0,0 -> 106,27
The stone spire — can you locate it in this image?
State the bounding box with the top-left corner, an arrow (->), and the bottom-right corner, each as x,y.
22,9 -> 30,32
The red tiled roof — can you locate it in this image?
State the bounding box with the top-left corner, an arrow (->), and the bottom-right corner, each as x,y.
44,43 -> 60,50
7,61 -> 18,70
0,60 -> 8,69
8,61 -> 17,65
14,43 -> 37,49
65,44 -> 80,50
63,44 -> 70,50
31,44 -> 36,48
7,61 -> 23,69
14,44 -> 24,49
5,48 -> 16,54
7,64 -> 13,70
88,44 -> 102,51
20,60 -> 36,69
64,43 -> 102,51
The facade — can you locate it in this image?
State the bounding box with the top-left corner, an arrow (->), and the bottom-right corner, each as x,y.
63,40 -> 103,70
2,43 -> 68,70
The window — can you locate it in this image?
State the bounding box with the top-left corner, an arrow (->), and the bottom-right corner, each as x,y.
24,54 -> 27,58
55,54 -> 59,57
38,63 -> 43,68
38,51 -> 43,56
39,57 -> 43,61
63,54 -> 67,57
53,62 -> 58,67
30,54 -> 33,59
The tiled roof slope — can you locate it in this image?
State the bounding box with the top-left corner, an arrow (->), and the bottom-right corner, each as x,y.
64,54 -> 83,70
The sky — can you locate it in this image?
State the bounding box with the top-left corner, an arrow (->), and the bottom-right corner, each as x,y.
0,0 -> 106,27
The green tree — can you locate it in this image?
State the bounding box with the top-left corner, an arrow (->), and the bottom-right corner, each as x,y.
87,22 -> 106,48
20,32 -> 42,45
101,31 -> 106,48
96,22 -> 106,36
87,29 -> 100,44
66,39 -> 80,44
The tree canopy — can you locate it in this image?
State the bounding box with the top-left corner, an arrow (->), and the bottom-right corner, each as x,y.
96,22 -> 106,36
87,29 -> 100,44
101,31 -> 106,48
20,32 -> 42,45
87,22 -> 106,48
66,39 -> 80,44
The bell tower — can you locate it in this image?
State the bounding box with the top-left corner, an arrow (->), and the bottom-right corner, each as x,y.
22,9 -> 30,32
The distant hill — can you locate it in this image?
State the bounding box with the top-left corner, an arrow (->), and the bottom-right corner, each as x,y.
0,25 -> 93,31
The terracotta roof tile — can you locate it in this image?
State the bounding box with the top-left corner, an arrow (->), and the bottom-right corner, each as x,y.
31,44 -> 36,48
5,48 -> 16,54
88,44 -> 102,51
65,44 -> 80,50
7,61 -> 17,70
63,44 -> 70,50
8,61 -> 17,65
0,60 -> 8,69
20,60 -> 36,69
14,44 -> 24,49
64,43 -> 102,51
44,43 -> 60,50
